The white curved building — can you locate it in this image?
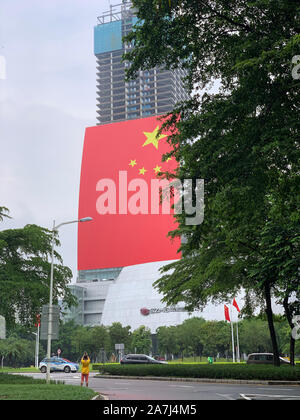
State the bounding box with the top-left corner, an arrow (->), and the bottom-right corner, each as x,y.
66,260 -> 241,332
101,260 -> 200,333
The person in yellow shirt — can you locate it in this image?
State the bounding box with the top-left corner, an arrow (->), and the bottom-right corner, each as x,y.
80,352 -> 91,387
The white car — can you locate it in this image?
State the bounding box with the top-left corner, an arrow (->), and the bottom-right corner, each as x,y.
39,356 -> 79,373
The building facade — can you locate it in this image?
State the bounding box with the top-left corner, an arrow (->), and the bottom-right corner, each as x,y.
66,2 -> 191,330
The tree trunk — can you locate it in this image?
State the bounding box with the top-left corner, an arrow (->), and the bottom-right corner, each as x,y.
283,296 -> 295,366
264,281 -> 280,367
289,336 -> 295,367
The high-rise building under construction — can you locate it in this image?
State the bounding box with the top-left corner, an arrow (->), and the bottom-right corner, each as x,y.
94,1 -> 188,125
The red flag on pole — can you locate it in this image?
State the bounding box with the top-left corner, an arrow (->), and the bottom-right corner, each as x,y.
224,304 -> 231,322
232,298 -> 240,312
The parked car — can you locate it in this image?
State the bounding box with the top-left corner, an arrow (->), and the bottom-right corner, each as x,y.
120,354 -> 168,365
39,356 -> 79,373
246,353 -> 290,365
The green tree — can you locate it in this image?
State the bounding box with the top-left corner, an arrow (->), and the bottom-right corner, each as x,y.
68,325 -> 111,361
90,326 -> 111,359
238,319 -> 273,355
53,320 -> 79,361
70,325 -> 91,360
108,322 -> 132,351
248,218 -> 300,365
131,325 -> 152,354
125,0 -> 300,366
199,321 -> 231,358
0,206 -> 10,222
174,323 -> 191,359
156,325 -> 179,358
0,336 -> 35,368
177,317 -> 206,358
0,223 -> 76,329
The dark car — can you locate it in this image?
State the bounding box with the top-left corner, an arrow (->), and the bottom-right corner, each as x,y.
247,353 -> 290,365
120,354 -> 168,365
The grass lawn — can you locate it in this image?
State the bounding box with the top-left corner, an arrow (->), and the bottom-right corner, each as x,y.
0,373 -> 97,400
0,384 -> 96,400
0,367 -> 40,373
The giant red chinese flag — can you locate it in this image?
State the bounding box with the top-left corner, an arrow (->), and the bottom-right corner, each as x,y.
78,116 -> 181,271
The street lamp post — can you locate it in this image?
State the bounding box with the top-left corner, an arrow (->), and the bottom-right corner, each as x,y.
33,324 -> 39,369
46,217 -> 92,384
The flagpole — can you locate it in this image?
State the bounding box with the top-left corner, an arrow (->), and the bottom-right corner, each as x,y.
236,321 -> 240,363
230,307 -> 235,363
232,298 -> 241,363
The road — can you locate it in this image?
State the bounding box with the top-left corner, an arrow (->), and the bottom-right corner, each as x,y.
17,372 -> 300,400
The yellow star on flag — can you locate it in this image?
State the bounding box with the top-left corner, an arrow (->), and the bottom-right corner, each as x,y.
129,159 -> 137,168
139,167 -> 147,175
153,165 -> 162,174
142,126 -> 168,150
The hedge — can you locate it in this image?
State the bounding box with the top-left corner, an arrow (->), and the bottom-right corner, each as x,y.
96,363 -> 300,381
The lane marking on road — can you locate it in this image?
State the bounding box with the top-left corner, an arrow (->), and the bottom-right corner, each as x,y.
216,393 -> 235,400
114,382 -> 131,385
169,385 -> 194,388
257,388 -> 293,392
240,394 -> 252,400
241,393 -> 300,399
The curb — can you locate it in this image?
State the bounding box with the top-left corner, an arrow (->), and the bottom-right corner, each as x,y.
92,392 -> 109,400
94,374 -> 300,386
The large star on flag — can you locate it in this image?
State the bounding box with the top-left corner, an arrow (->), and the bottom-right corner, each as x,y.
142,126 -> 168,150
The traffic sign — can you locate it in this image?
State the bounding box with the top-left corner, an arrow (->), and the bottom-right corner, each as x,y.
115,343 -> 124,350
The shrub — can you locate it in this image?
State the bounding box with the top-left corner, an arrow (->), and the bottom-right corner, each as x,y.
97,363 -> 300,381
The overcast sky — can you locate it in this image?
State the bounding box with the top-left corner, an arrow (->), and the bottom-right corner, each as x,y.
0,0 -> 111,282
